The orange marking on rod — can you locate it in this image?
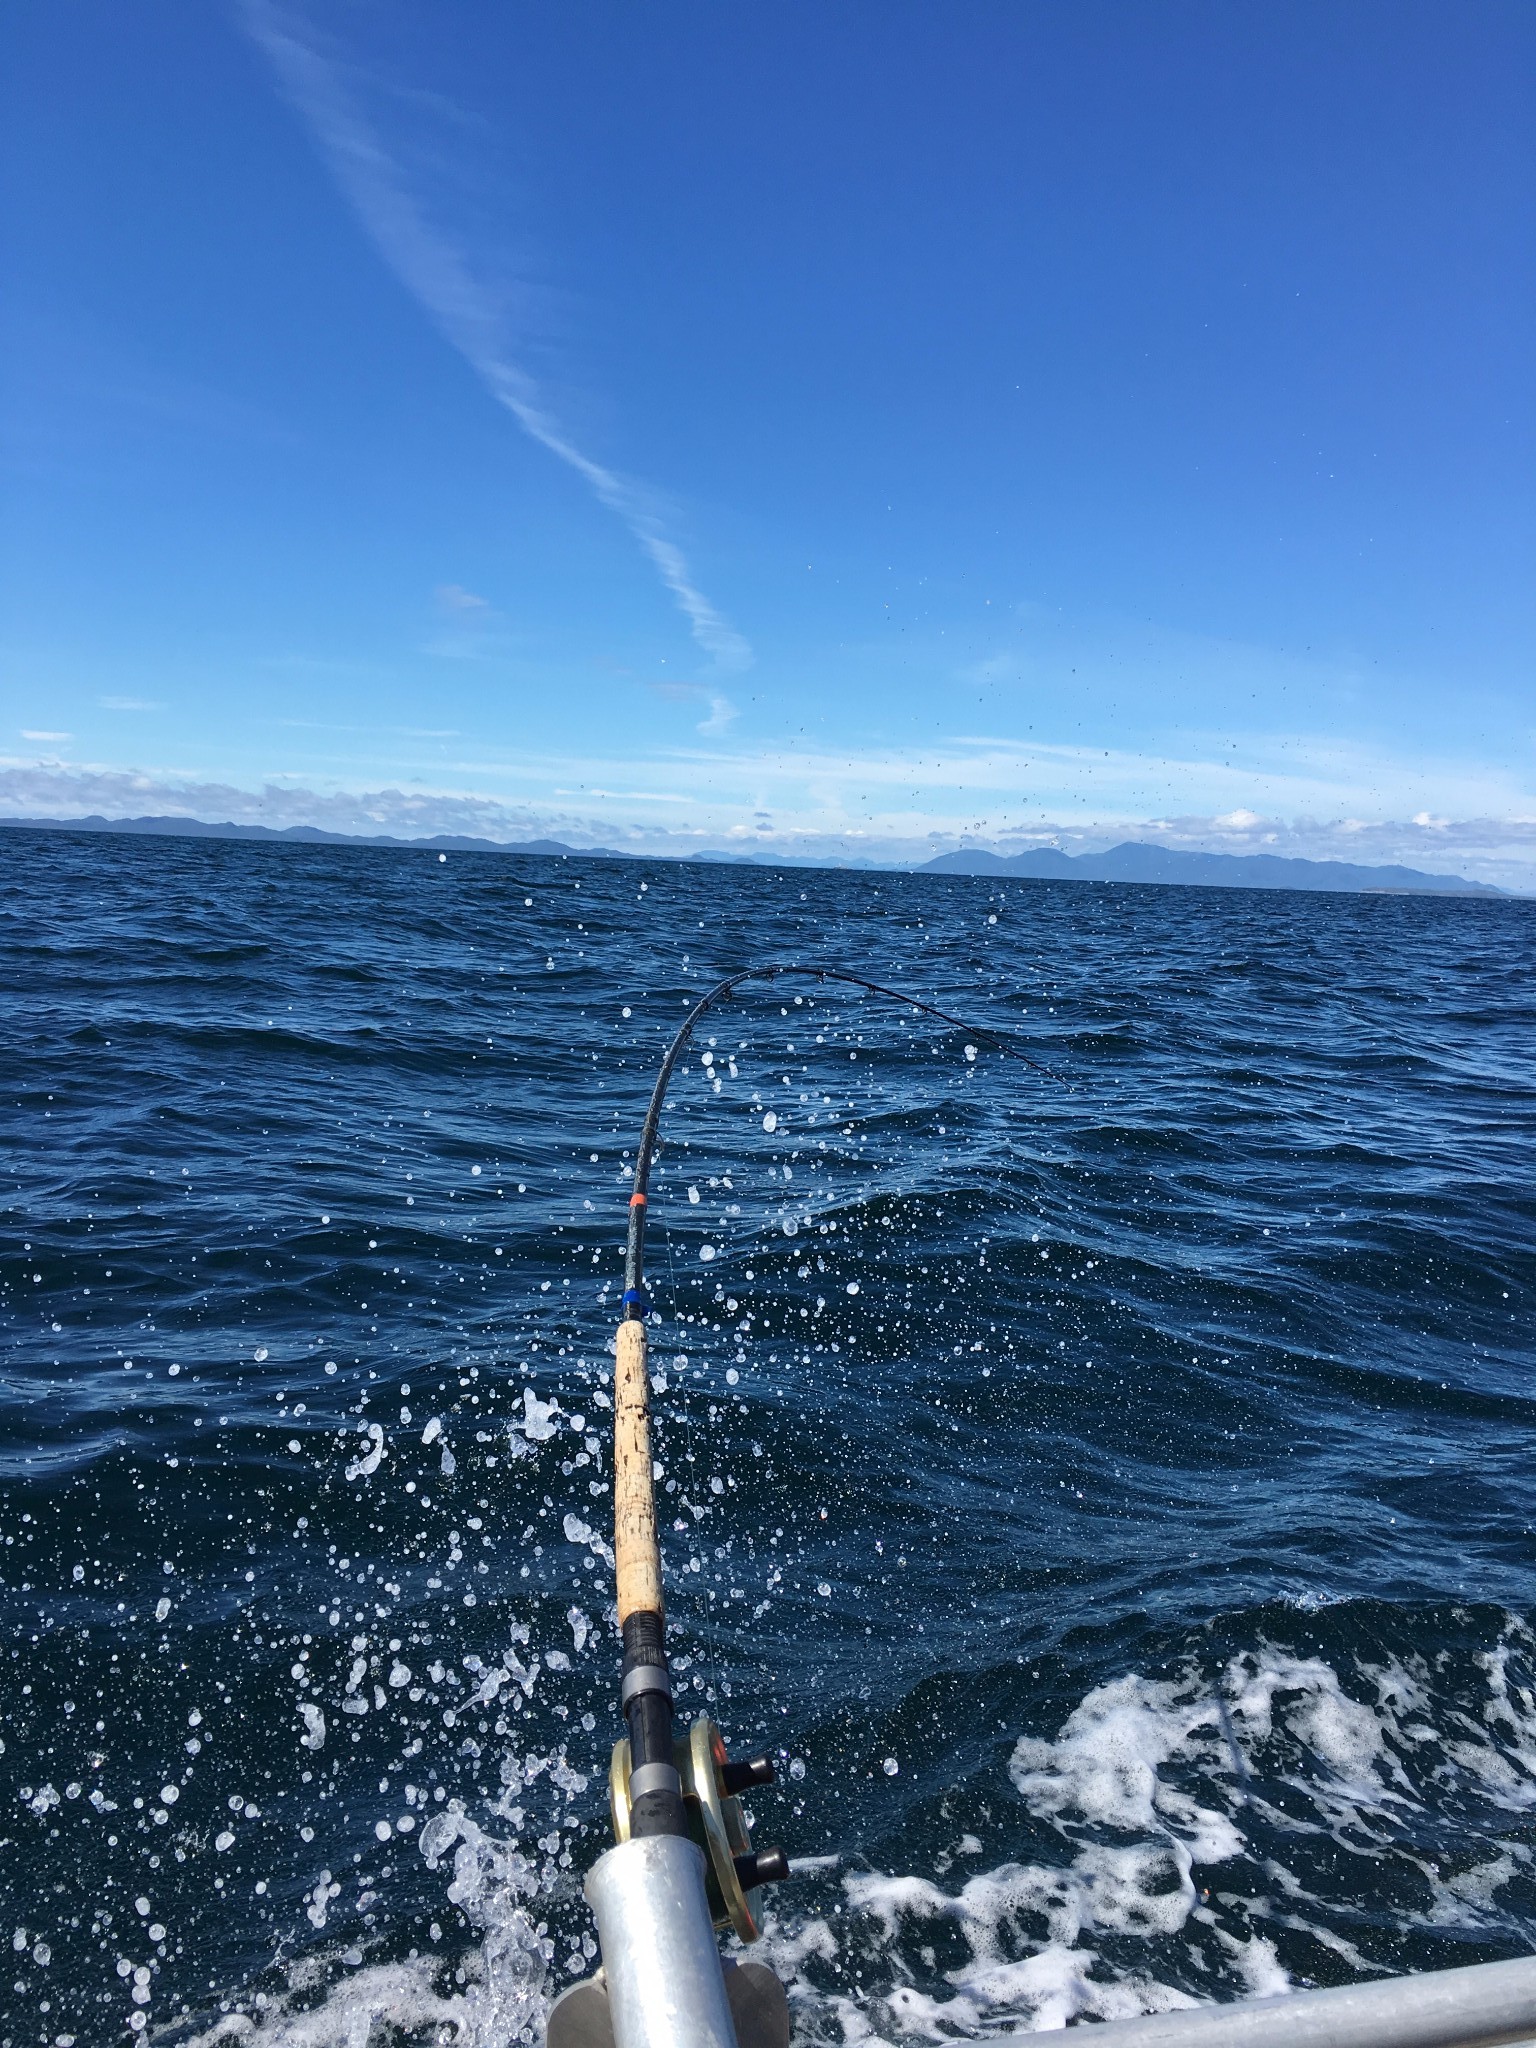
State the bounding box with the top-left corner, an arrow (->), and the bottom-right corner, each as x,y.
629,1192 -> 647,1207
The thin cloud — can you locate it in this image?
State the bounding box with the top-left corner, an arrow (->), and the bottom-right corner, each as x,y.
646,679 -> 739,736
424,586 -> 502,662
21,731 -> 71,743
567,788 -> 692,805
697,694 -> 738,738
242,2 -> 750,672
99,697 -> 165,712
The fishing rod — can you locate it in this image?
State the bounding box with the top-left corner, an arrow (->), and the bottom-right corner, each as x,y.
548,965 -> 1044,2048
547,962 -> 1536,2048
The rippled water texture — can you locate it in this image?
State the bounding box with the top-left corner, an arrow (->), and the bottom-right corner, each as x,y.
2,826 -> 1534,2045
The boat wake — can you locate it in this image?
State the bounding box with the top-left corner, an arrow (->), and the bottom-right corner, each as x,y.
175,1617 -> 1536,2044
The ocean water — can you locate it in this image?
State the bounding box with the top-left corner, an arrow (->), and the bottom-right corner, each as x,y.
3,825 -> 1534,2047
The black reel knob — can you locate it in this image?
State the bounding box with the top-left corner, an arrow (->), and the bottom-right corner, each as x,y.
721,1754 -> 776,1796
734,1846 -> 790,1891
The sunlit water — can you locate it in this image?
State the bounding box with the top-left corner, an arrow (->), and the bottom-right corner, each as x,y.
2,827 -> 1534,2046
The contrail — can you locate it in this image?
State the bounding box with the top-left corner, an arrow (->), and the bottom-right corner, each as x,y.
241,1 -> 751,672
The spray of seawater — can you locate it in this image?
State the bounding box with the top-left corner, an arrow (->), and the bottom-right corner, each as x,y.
173,1621 -> 1536,2045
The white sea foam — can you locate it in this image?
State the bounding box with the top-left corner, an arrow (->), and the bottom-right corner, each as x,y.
181,1628 -> 1536,2044
756,1635 -> 1536,2041
186,1805 -> 553,2047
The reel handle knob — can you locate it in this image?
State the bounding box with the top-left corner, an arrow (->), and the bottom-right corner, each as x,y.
721,1754 -> 776,1795
734,1846 -> 790,1891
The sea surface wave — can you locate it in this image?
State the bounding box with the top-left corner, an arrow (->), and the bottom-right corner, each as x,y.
2,828 -> 1534,2044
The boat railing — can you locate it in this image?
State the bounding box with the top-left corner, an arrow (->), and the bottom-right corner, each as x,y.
1080,1954 -> 1536,2048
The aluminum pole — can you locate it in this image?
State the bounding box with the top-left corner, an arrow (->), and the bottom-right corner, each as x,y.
1082,1955 -> 1536,2048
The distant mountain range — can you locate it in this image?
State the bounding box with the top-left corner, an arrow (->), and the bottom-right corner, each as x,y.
921,842 -> 1505,895
0,813 -> 1511,896
0,813 -> 622,859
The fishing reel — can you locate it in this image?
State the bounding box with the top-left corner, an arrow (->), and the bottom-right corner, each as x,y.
609,1714 -> 787,1943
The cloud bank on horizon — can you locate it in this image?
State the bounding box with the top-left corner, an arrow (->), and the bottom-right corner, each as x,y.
3,761 -> 1532,891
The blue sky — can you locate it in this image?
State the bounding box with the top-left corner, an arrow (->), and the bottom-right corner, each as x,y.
2,2 -> 1533,883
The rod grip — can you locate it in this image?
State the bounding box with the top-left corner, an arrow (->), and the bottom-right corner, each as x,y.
614,1318 -> 664,1623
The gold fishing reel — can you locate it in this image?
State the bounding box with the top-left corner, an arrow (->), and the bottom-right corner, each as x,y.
609,1715 -> 784,1942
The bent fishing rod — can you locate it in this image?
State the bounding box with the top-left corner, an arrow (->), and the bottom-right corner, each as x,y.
545,963 -> 1536,2048
549,964 -> 1046,2048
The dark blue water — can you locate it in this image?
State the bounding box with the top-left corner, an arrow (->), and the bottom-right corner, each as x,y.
3,826 -> 1534,2046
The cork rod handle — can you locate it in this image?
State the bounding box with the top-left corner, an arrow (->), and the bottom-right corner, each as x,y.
614,1318 -> 663,1623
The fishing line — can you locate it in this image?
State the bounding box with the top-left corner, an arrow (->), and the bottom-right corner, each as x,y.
622,961 -> 1056,1316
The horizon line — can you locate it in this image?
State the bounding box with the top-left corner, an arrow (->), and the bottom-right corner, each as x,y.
0,811 -> 1519,898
